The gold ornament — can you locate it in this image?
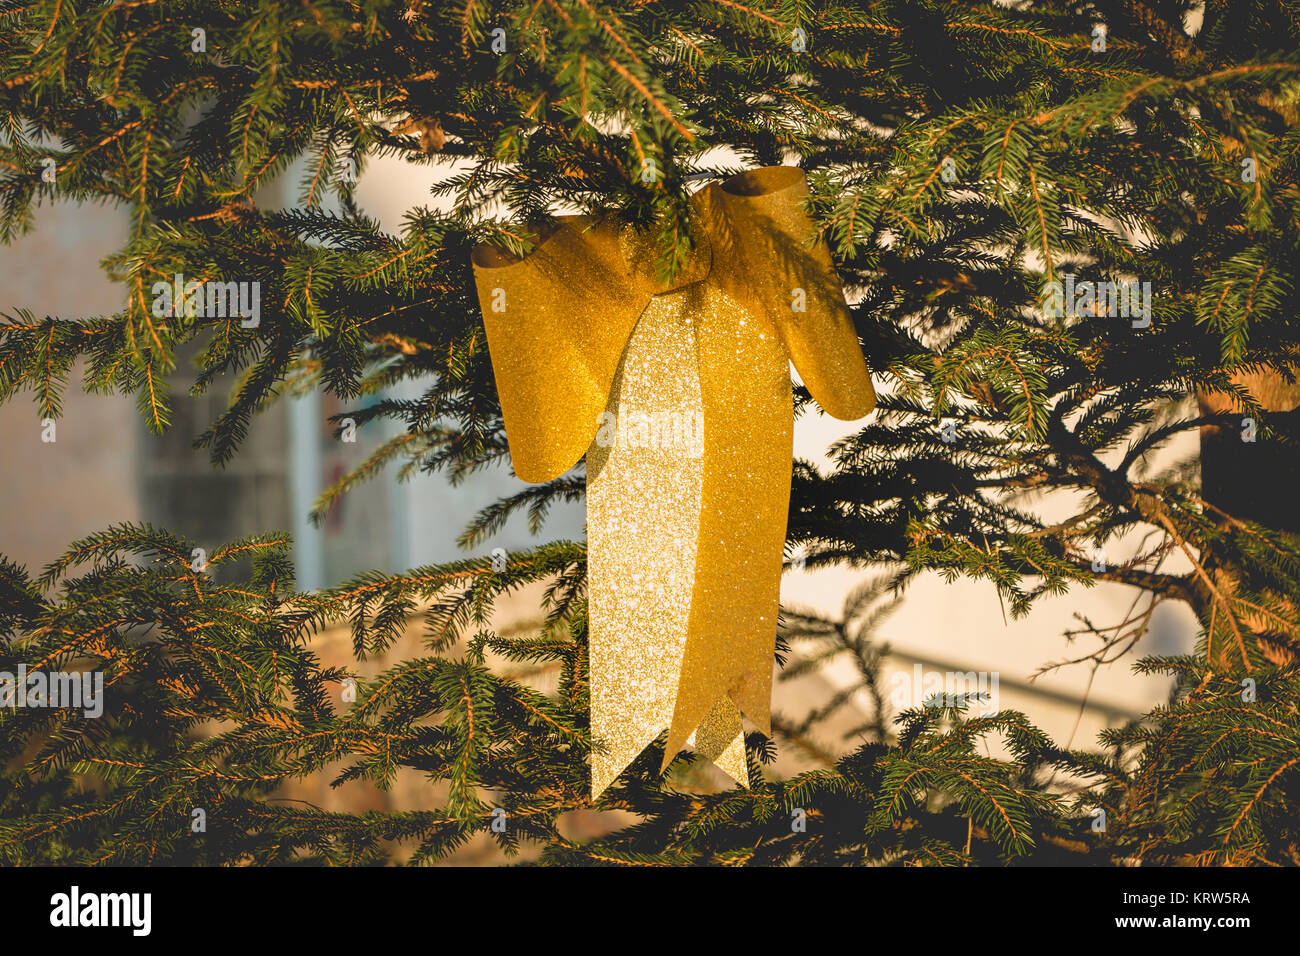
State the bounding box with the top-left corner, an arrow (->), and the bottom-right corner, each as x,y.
470,167 -> 875,796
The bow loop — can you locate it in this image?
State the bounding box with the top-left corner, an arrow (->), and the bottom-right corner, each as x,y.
715,167 -> 876,422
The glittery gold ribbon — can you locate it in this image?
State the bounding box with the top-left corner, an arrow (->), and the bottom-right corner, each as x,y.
471,167 -> 874,797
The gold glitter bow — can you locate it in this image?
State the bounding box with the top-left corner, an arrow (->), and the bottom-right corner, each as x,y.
470,166 -> 874,796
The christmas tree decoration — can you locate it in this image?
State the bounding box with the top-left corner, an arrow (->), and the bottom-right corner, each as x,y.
6,0 -> 1299,870
471,167 -> 875,795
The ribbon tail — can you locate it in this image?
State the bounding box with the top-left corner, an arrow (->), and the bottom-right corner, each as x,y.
662,251 -> 791,769
692,696 -> 749,788
591,718 -> 667,800
588,291 -> 708,799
